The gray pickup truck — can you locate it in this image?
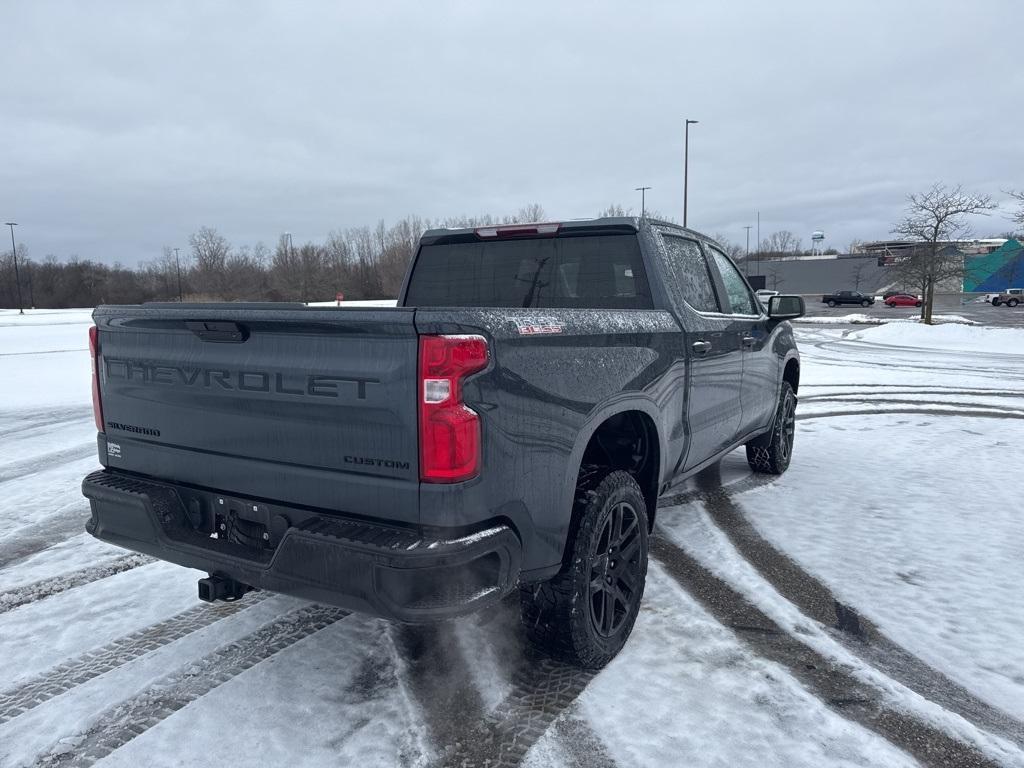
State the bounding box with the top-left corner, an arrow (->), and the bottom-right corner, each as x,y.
82,217 -> 804,668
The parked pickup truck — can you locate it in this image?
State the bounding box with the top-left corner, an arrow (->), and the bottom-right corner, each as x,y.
822,290 -> 874,307
991,288 -> 1022,307
82,217 -> 804,668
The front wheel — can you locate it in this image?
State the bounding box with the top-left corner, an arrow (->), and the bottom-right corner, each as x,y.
746,381 -> 796,475
520,470 -> 649,669
861,300 -> 871,307
992,299 -> 1001,306
1009,299 -> 1020,308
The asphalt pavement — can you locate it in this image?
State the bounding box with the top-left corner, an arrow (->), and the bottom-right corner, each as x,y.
800,296 -> 1024,328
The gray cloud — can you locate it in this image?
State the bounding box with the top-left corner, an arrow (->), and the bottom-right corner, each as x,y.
1,0 -> 1021,264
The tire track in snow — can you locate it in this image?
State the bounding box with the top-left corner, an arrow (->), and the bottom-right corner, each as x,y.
0,503 -> 93,568
552,716 -> 619,768
649,535 -> 1001,768
0,443 -> 96,485
393,599 -> 609,768
797,396 -> 1024,415
689,463 -> 1024,750
799,407 -> 1024,421
0,592 -> 269,725
799,388 -> 1024,400
0,553 -> 154,615
34,604 -> 347,768
438,651 -> 596,768
391,621 -> 490,761
0,407 -> 91,440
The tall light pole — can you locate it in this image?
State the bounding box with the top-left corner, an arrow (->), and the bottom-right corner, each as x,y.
756,211 -> 761,277
683,119 -> 698,228
5,222 -> 23,315
173,247 -> 183,302
635,186 -> 651,218
744,225 -> 752,273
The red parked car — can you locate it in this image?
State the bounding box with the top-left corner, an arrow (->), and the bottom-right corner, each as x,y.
884,293 -> 922,307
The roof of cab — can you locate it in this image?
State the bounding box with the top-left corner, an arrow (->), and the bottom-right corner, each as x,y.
419,216 -> 699,243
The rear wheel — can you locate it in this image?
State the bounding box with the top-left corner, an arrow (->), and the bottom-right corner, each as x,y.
861,299 -> 871,307
520,470 -> 648,669
827,300 -> 837,307
992,299 -> 1001,306
746,381 -> 796,475
915,300 -> 922,307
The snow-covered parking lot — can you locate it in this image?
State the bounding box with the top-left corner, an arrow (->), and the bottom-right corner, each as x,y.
1,309 -> 1023,768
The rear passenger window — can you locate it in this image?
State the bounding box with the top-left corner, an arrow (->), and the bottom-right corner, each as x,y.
706,246 -> 758,315
661,235 -> 719,312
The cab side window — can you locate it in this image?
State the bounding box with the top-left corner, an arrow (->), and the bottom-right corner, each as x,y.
661,235 -> 720,313
706,246 -> 758,315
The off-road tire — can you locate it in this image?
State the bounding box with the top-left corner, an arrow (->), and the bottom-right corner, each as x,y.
520,470 -> 648,670
827,300 -> 837,307
746,381 -> 797,475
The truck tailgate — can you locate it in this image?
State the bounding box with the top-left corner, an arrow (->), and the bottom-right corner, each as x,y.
93,305 -> 420,524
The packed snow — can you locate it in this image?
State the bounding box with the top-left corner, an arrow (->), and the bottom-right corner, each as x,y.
1,308 -> 1023,767
796,313 -> 978,326
847,321 -> 1024,354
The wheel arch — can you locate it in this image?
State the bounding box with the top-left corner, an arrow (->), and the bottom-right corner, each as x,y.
557,402 -> 665,569
783,355 -> 800,395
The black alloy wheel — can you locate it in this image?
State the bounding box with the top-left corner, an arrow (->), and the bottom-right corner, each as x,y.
588,500 -> 643,638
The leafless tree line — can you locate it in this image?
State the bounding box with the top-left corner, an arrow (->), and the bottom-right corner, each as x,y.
0,205 -> 547,308
3,193 -> 1021,310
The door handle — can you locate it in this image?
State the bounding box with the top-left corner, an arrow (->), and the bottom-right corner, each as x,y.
741,336 -> 756,348
692,340 -> 712,354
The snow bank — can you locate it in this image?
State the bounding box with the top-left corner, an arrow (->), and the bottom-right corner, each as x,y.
796,313 -> 977,326
848,322 -> 1024,354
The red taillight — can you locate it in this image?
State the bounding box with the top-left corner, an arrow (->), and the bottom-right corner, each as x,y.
89,326 -> 104,433
418,334 -> 489,483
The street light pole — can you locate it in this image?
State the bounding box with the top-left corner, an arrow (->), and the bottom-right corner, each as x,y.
743,225 -> 752,273
683,119 -> 698,228
173,248 -> 183,302
634,186 -> 651,218
5,222 -> 23,315
756,211 -> 760,276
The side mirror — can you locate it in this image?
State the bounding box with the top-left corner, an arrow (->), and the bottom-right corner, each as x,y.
768,295 -> 805,321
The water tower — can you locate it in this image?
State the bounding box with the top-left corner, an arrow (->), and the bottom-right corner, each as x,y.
811,230 -> 825,256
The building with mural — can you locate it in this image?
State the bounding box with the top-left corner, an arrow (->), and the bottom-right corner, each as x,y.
860,238 -> 1024,293
963,239 -> 1024,292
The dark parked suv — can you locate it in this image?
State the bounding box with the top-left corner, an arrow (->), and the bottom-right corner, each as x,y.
822,290 -> 874,307
82,217 -> 804,668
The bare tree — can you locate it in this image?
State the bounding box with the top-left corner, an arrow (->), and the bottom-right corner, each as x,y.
712,233 -> 744,262
850,260 -> 869,291
757,230 -> 803,259
1006,190 -> 1024,226
189,227 -> 232,299
891,184 -> 996,323
599,204 -> 630,217
506,203 -> 547,224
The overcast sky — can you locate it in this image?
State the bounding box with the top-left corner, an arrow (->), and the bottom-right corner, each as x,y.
1,1 -> 1022,264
